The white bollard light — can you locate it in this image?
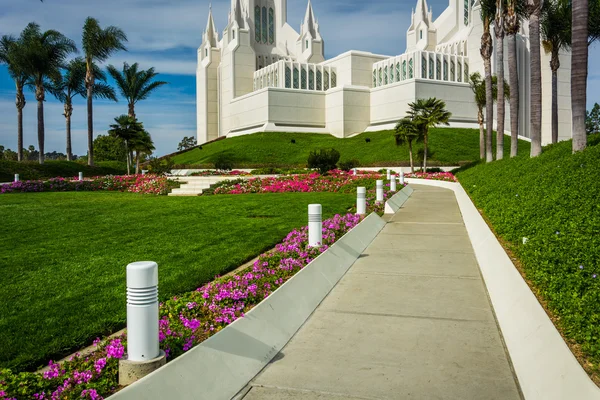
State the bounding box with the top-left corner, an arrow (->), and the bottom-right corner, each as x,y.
376,180 -> 384,203
400,170 -> 405,185
386,169 -> 391,180
308,204 -> 322,248
126,261 -> 160,361
78,172 -> 83,181
356,187 -> 366,215
14,174 -> 19,182
353,168 -> 357,176
390,174 -> 397,191
142,170 -> 147,176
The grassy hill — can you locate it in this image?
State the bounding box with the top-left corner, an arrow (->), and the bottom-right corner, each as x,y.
456,134 -> 600,380
0,160 -> 126,182
171,128 -> 532,168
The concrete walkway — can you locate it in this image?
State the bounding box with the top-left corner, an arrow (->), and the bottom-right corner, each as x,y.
240,185 -> 523,400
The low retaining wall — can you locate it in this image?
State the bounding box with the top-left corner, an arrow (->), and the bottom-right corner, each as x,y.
109,213 -> 387,400
384,184 -> 414,214
405,178 -> 600,400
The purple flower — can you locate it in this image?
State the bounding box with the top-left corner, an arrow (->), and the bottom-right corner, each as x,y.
580,265 -> 584,270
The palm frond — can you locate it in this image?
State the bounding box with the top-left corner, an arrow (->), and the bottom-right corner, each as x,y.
92,82 -> 117,101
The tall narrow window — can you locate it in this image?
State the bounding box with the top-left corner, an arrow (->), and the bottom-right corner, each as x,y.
285,66 -> 292,88
373,70 -> 377,87
436,58 -> 441,80
232,30 -> 235,39
457,62 -> 462,82
464,62 -> 469,82
464,0 -> 469,25
443,59 -> 448,80
268,8 -> 275,44
274,71 -> 278,87
262,7 -> 268,43
378,68 -> 382,86
309,69 -> 314,90
450,61 -> 456,81
331,72 -> 337,88
422,56 -> 427,78
317,70 -> 323,90
408,58 -> 414,79
402,60 -> 407,80
301,67 -> 307,89
389,65 -> 394,83
293,67 -> 299,89
420,29 -> 423,39
324,70 -> 330,90
255,6 -> 261,42
429,57 -> 434,79
383,66 -> 388,85
205,48 -> 208,57
396,62 -> 401,81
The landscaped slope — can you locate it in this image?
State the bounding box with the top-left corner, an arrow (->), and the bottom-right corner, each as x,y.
0,160 -> 126,182
172,129 -> 531,167
456,135 -> 600,378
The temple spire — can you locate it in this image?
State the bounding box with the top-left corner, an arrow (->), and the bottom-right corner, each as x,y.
301,0 -> 321,39
205,4 -> 218,47
233,0 -> 244,28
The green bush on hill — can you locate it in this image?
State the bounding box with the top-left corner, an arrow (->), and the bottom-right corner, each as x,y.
0,160 -> 127,182
171,129 -> 531,168
456,134 -> 600,375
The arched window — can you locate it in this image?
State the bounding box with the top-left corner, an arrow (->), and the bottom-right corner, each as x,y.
396,62 -> 401,81
402,60 -> 407,80
293,66 -> 299,89
443,59 -> 448,80
383,66 -> 388,85
422,56 -> 427,78
331,71 -> 337,88
268,8 -> 275,44
309,69 -> 314,90
262,7 -> 268,43
301,67 -> 307,89
255,6 -> 261,42
408,58 -> 414,79
285,66 -> 292,88
317,70 -> 323,90
324,70 -> 330,90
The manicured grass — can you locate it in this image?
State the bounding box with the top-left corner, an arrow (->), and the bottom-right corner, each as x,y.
171,129 -> 531,167
456,134 -> 600,378
0,191 -> 355,372
0,160 -> 127,182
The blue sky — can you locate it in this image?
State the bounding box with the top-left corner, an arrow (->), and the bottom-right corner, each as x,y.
0,0 -> 598,157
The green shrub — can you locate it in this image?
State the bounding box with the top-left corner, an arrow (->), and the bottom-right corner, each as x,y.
338,159 -> 360,172
214,153 -> 234,171
202,178 -> 246,195
147,157 -> 174,175
456,134 -> 600,375
307,148 -> 340,175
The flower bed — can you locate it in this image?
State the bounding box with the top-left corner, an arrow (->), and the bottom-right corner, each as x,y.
189,170 -> 250,177
0,175 -> 178,196
404,171 -> 457,182
0,212 -> 381,399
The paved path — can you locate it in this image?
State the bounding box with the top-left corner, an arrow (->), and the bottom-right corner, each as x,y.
240,185 -> 522,400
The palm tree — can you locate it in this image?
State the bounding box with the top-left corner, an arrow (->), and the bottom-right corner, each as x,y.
48,58 -> 117,160
590,0 -> 600,45
407,98 -> 452,170
495,0 -> 507,160
82,17 -> 127,166
20,22 -> 76,164
108,115 -> 144,175
130,129 -> 155,174
480,0 -> 496,162
107,62 -> 168,119
505,0 -> 525,157
528,0 -> 543,156
470,72 -> 511,159
541,0 -> 572,144
0,35 -> 29,162
571,0 -> 588,152
394,117 -> 422,173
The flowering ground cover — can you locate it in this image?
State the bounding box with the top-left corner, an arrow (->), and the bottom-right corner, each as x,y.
403,171 -> 457,182
0,208 -> 385,399
0,191 -> 356,375
0,175 -> 177,195
456,134 -> 600,382
189,170 -> 250,177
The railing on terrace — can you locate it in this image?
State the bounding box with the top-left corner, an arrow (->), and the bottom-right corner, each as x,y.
372,50 -> 469,88
253,60 -> 337,92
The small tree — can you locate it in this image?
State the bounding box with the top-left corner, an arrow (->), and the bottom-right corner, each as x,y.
130,130 -> 155,174
108,115 -> 145,175
407,98 -> 452,170
93,134 -> 127,162
178,136 -> 197,151
586,103 -> 600,134
394,117 -> 422,173
307,148 -> 340,175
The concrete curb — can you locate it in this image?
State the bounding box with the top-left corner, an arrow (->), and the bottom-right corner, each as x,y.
384,184 -> 414,214
405,178 -> 600,400
109,213 -> 387,400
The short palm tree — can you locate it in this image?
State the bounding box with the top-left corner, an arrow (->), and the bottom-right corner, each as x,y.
407,98 -> 452,170
0,34 -> 29,161
571,0 -> 588,152
528,0 -> 543,156
480,0 -> 496,162
49,58 -> 117,160
470,72 -> 511,159
130,129 -> 155,174
83,17 -> 127,166
107,62 -> 168,119
541,0 -> 572,144
505,0 -> 526,157
20,22 -> 77,164
394,117 -> 422,173
108,115 -> 144,175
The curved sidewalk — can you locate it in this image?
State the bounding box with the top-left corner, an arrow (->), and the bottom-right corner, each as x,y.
240,184 -> 523,400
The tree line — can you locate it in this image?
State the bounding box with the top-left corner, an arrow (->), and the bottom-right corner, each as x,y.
0,18 -> 167,168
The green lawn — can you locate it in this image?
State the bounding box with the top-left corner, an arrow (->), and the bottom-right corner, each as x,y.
0,191 -> 355,372
0,160 -> 127,182
171,129 -> 531,167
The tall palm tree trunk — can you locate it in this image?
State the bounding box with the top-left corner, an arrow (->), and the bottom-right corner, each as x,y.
128,102 -> 136,119
86,68 -> 95,166
479,109 -> 485,159
482,25 -> 494,163
16,85 -> 25,162
550,51 -> 560,144
422,132 -> 428,171
125,141 -> 131,175
35,86 -> 45,165
529,1 -> 543,156
496,2 -> 506,160
508,33 -> 520,157
571,0 -> 588,152
135,151 -> 140,174
64,102 -> 73,161
408,140 -> 414,173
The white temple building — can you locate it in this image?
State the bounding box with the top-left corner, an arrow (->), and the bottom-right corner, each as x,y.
196,0 -> 572,144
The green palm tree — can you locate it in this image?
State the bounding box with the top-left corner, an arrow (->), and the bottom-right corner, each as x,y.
571,0 -> 588,152
505,0 -> 526,157
107,62 -> 168,119
541,0 -> 572,144
528,0 -> 543,156
82,17 -> 127,166
130,129 -> 155,174
48,58 -> 117,160
0,34 -> 30,162
394,117 -> 422,173
470,73 -> 511,159
108,115 -> 144,175
495,0 -> 507,160
407,98 -> 452,170
20,22 -> 76,164
590,0 -> 600,45
480,0 -> 496,162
